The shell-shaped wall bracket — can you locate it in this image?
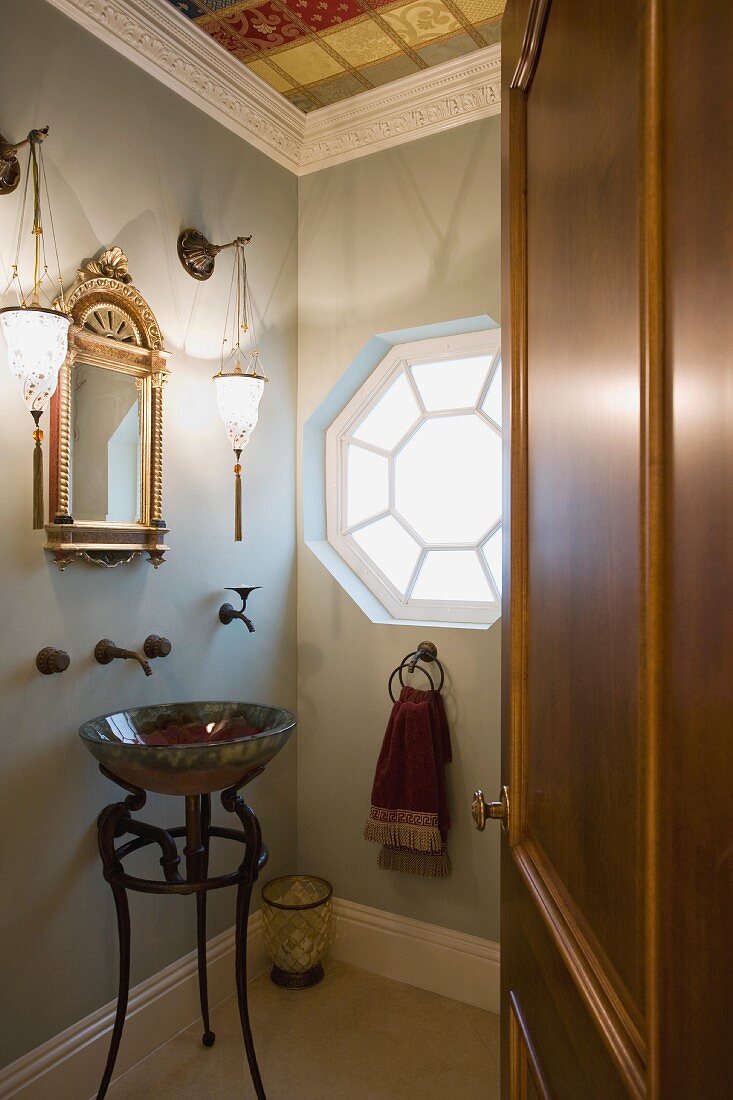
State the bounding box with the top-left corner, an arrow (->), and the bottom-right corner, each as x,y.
177,228 -> 253,281
177,229 -> 219,281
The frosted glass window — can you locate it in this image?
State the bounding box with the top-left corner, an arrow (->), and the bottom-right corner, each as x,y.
395,416 -> 501,543
412,355 -> 491,411
346,445 -> 388,527
483,526 -> 503,595
352,373 -> 419,451
482,357 -> 502,426
352,515 -> 421,594
412,550 -> 494,603
327,329 -> 503,626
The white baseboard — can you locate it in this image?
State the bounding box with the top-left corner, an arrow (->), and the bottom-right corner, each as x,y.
330,899 -> 500,1015
0,899 -> 500,1099
0,913 -> 268,1100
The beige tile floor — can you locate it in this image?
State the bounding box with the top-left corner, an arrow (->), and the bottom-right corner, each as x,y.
106,960 -> 500,1099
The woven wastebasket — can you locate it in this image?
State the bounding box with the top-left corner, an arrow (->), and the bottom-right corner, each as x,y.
262,875 -> 333,989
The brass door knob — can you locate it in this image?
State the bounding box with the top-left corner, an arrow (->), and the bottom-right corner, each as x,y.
471,786 -> 509,832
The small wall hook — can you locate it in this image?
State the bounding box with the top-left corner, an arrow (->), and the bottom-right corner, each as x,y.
219,587 -> 261,633
36,647 -> 70,675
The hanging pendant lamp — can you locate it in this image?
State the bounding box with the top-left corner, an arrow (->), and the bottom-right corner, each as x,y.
213,362 -> 266,542
212,238 -> 267,542
0,127 -> 70,528
177,228 -> 268,542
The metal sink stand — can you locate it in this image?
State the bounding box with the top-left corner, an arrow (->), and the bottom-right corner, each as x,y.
94,764 -> 268,1100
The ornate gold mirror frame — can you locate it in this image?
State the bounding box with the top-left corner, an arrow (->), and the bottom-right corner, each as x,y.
45,247 -> 170,570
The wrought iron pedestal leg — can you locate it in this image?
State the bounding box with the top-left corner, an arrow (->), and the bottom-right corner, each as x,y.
235,880 -> 265,1098
224,785 -> 267,1100
197,794 -> 215,1047
97,884 -> 131,1099
95,785 -> 145,1100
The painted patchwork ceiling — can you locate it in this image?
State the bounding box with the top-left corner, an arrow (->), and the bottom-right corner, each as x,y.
165,0 -> 505,112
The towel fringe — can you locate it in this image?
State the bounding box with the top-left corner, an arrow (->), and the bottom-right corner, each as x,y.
377,845 -> 451,878
364,818 -> 443,854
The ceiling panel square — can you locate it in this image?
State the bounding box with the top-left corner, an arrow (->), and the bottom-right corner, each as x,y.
163,0 -> 505,110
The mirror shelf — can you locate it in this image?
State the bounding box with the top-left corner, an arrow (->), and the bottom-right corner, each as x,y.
45,247 -> 170,570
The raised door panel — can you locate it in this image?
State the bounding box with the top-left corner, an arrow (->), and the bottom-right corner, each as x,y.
523,0 -> 645,1027
502,853 -> 632,1100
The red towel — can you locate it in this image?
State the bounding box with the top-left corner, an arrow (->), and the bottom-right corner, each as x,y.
364,686 -> 452,877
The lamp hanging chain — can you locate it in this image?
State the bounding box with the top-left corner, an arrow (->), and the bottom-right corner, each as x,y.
5,144 -> 33,305
219,246 -> 236,374
4,129 -> 64,310
235,241 -> 242,365
243,248 -> 266,380
39,146 -> 66,312
241,247 -> 253,358
232,240 -> 251,371
30,139 -> 42,305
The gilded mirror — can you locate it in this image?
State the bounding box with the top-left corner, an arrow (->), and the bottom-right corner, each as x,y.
45,246 -> 170,569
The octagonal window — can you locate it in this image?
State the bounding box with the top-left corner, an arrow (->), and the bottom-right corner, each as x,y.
326,329 -> 502,626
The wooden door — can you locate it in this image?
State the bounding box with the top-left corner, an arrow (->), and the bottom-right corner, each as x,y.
490,0 -> 733,1096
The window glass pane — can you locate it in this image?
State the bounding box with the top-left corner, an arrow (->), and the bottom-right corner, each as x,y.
482,357 -> 502,426
411,355 -> 492,411
482,526 -> 502,595
346,445 -> 388,527
351,515 -> 421,594
352,372 -> 419,451
412,550 -> 494,603
395,415 -> 501,543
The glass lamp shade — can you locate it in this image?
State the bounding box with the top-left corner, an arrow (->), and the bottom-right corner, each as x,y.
213,369 -> 265,451
0,306 -> 71,413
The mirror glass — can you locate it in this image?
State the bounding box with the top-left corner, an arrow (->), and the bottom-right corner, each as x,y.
71,362 -> 141,523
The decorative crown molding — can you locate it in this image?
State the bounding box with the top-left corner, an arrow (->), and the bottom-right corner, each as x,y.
300,45 -> 501,174
43,0 -> 501,176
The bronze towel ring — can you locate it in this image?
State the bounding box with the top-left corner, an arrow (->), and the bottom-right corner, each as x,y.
388,641 -> 445,702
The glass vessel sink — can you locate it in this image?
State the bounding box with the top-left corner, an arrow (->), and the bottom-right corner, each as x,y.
79,701 -> 296,796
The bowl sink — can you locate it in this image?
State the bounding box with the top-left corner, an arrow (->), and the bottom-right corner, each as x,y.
79,701 -> 296,796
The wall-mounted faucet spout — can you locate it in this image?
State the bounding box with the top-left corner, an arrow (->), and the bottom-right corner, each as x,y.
219,587 -> 261,633
95,639 -> 153,677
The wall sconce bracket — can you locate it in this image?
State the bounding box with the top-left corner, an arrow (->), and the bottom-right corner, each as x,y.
177,228 -> 252,282
0,133 -> 21,195
0,127 -> 48,196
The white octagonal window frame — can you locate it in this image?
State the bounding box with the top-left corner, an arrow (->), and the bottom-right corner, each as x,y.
326,329 -> 502,626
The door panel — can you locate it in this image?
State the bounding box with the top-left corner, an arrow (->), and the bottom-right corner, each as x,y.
524,0 -> 645,1024
501,0 -> 652,1096
505,854 -> 631,1100
501,1 -> 733,1096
